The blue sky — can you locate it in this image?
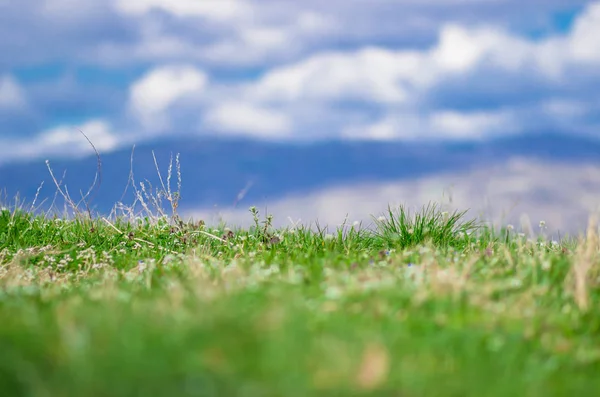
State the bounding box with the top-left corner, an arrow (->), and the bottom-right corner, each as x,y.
1,0 -> 600,163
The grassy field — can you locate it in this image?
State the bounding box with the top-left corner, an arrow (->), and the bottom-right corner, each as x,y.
2,196 -> 600,397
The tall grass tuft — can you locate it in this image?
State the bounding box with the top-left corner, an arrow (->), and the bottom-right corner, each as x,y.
372,202 -> 480,250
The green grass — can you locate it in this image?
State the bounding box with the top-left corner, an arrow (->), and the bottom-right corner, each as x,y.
2,197 -> 600,396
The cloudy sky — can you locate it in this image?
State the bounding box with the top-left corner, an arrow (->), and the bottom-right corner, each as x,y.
2,0 -> 600,235
1,0 -> 599,163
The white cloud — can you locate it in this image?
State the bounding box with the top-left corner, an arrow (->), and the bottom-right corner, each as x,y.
429,110 -> 515,139
431,25 -> 493,72
244,28 -> 524,111
245,24 -> 544,109
128,64 -> 207,129
0,119 -> 121,164
568,2 -> 600,63
203,102 -> 292,138
341,109 -> 515,141
249,48 -> 417,104
431,24 -> 537,73
0,75 -> 27,109
248,2 -> 600,99
528,2 -> 600,75
342,116 -> 410,141
37,119 -> 120,155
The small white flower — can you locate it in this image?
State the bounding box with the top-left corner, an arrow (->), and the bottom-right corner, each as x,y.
353,220 -> 360,227
377,216 -> 386,222
506,224 -> 514,231
539,220 -> 546,228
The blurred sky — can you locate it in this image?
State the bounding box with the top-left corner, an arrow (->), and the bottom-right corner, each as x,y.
1,0 -> 600,233
1,0 -> 599,159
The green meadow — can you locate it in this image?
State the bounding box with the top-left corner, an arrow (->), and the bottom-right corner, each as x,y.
1,155 -> 600,396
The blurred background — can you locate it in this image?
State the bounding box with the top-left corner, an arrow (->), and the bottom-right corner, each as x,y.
1,0 -> 600,237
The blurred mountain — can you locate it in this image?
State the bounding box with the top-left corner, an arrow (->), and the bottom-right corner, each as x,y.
1,132 -> 599,216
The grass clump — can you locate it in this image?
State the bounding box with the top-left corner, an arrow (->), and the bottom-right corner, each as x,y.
372,202 -> 479,251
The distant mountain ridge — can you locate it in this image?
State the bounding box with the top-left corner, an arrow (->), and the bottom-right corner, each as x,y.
1,132 -> 599,215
